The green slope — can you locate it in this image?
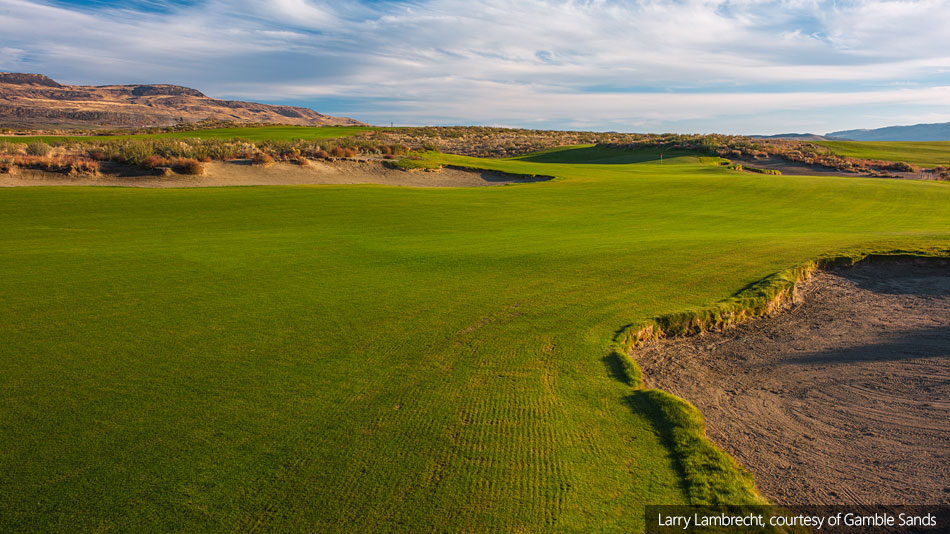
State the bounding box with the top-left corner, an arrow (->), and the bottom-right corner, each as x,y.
1,147 -> 948,532
816,140 -> 950,167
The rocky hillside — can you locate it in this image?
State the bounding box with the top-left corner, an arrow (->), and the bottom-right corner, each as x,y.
0,73 -> 366,129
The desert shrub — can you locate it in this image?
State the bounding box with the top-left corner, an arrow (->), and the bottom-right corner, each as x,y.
312,149 -> 330,160
68,158 -> 100,175
329,146 -> 346,158
699,136 -> 720,152
260,140 -> 293,158
9,154 -> 96,174
149,139 -> 184,159
117,140 -> 155,166
12,155 -> 53,171
203,139 -> 244,161
0,156 -> 13,173
87,150 -> 109,161
251,152 -> 274,165
187,144 -> 212,162
885,161 -> 917,173
171,158 -> 203,175
26,142 -> 52,157
278,146 -> 301,161
140,155 -> 168,170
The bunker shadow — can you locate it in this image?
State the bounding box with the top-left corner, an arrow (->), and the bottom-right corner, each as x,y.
775,326 -> 950,366
835,260 -> 950,296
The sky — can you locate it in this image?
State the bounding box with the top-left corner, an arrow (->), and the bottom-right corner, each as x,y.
2,0 -> 950,134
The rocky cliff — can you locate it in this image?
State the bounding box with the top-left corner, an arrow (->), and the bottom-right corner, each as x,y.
0,73 -> 366,128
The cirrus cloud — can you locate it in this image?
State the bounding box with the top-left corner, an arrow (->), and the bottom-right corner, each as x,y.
1,0 -> 949,133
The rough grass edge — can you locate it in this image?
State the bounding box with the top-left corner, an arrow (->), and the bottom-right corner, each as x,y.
607,248 -> 950,508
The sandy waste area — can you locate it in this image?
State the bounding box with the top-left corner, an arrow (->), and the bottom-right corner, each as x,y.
0,159 -> 551,188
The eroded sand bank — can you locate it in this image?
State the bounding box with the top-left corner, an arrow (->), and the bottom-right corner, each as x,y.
634,261 -> 950,505
0,160 -> 552,188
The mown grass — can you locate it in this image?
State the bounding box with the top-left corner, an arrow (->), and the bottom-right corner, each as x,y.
1,125 -> 378,144
816,140 -> 950,167
1,146 -> 948,532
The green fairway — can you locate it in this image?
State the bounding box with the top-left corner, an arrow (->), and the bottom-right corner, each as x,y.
2,125 -> 378,144
816,140 -> 950,167
1,147 -> 948,532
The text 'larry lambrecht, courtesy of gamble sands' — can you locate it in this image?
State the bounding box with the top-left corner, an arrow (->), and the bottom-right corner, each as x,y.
645,505 -> 947,533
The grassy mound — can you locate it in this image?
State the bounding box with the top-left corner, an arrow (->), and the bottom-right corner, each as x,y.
816,140 -> 950,168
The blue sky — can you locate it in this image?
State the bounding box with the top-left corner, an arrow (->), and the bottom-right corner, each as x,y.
2,0 -> 950,134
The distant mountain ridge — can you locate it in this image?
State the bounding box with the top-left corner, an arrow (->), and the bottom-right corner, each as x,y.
749,122 -> 950,142
826,122 -> 950,142
748,133 -> 834,141
0,72 -> 366,129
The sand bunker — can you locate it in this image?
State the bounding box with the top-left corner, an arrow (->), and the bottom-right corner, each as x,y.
731,156 -> 938,180
634,260 -> 950,505
0,160 -> 552,188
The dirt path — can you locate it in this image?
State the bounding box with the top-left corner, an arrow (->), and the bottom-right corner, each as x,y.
633,261 -> 950,505
0,160 -> 551,188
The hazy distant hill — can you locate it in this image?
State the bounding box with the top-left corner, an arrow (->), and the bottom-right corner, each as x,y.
827,122 -> 950,142
0,72 -> 366,129
748,133 -> 833,141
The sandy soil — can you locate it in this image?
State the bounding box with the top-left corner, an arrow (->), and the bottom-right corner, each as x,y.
0,160 -> 551,188
633,260 -> 950,505
731,156 -> 939,180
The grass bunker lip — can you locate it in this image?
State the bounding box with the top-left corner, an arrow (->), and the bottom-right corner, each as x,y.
632,259 -> 950,506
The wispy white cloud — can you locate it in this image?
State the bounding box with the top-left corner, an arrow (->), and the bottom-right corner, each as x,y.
1,0 -> 950,133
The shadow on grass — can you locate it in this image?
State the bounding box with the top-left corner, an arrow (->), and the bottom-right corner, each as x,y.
622,391 -> 692,498
516,145 -> 703,165
602,351 -> 633,386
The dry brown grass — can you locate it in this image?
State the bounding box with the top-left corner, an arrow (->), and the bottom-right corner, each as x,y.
171,158 -> 204,175
251,152 -> 274,166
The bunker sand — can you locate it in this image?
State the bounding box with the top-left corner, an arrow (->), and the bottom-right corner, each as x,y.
0,160 -> 551,188
731,156 -> 938,180
634,261 -> 950,505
